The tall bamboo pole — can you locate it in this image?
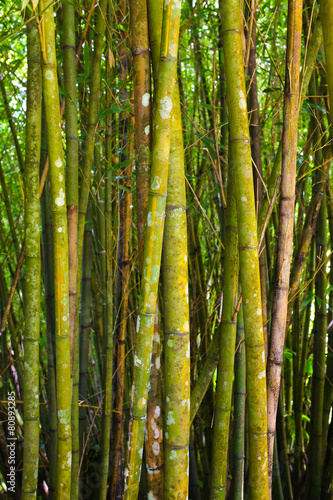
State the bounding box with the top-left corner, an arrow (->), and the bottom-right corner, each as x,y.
231,304 -> 246,500
73,0 -> 107,491
40,113 -> 58,497
62,0 -> 79,493
163,84 -> 190,499
221,0 -> 268,497
210,158 -> 238,500
129,0 -> 151,270
21,11 -> 42,500
308,195 -> 327,499
123,1 -> 182,496
98,5 -> 114,495
266,0 -> 303,488
41,0 -> 71,496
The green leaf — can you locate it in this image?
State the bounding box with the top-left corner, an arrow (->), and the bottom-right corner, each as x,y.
283,347 -> 294,362
300,291 -> 313,311
118,183 -> 131,192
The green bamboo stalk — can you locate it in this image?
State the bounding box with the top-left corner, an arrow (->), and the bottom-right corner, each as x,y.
308,195 -> 327,499
40,110 -> 57,498
111,5 -> 131,492
266,0 -> 303,488
221,0 -> 268,496
21,11 -> 42,499
111,123 -> 132,500
63,0 -> 79,368
78,201 -> 93,460
163,84 -> 190,499
231,305 -> 246,500
276,379 -> 293,500
293,240 -> 315,489
322,419 -> 333,497
272,435 -> 284,500
41,0 -> 71,496
323,182 -> 333,457
72,0 -> 107,492
98,6 -> 114,494
190,331 -> 219,425
210,157 -> 239,500
123,1 -> 182,496
321,1 -> 333,131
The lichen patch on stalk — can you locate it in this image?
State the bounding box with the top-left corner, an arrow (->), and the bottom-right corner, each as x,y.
142,93 -> 150,107
159,96 -> 173,119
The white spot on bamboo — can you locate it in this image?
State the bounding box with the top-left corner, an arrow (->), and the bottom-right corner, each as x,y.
154,406 -> 160,418
134,355 -> 142,367
55,188 -> 65,207
151,176 -> 162,190
167,411 -> 175,425
152,441 -> 160,456
45,70 -> 53,80
55,158 -> 63,168
159,96 -> 173,119
241,196 -> 247,202
142,93 -> 150,107
258,370 -> 265,379
147,211 -> 152,226
145,125 -> 150,135
170,43 -> 178,57
239,90 -> 247,110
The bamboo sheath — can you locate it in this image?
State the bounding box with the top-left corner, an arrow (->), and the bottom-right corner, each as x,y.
221,0 -> 268,496
41,0 -> 72,496
21,11 -> 41,500
124,1 -> 182,496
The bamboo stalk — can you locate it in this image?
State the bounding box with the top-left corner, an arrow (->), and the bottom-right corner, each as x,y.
124,1 -> 182,496
266,0 -> 303,488
41,0 -> 71,495
210,155 -> 238,500
21,11 -> 42,499
163,84 -> 190,499
221,0 -> 269,496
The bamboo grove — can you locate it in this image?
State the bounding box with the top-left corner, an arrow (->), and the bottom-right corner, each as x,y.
2,0 -> 333,497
